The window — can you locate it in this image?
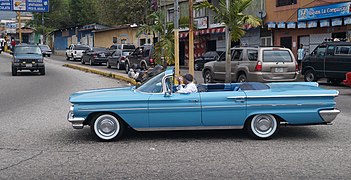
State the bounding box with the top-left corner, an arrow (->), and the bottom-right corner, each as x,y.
335,46 -> 351,55
277,0 -> 297,7
260,37 -> 272,46
168,8 -> 174,22
326,46 -> 335,56
194,7 -> 206,18
313,46 -> 326,57
247,50 -> 258,61
113,37 -> 117,43
140,39 -> 146,46
232,50 -> 243,61
263,50 -> 293,62
137,72 -> 165,93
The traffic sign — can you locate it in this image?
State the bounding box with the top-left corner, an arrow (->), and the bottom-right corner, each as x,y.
0,0 -> 49,12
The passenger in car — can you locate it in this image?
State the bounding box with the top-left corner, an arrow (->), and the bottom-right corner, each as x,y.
176,74 -> 198,93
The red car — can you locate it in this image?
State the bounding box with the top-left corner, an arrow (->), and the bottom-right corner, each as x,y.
343,72 -> 351,87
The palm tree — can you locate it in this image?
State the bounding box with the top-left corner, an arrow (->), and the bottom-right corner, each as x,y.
195,0 -> 261,82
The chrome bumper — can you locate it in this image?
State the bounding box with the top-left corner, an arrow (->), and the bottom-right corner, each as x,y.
67,111 -> 85,129
319,109 -> 340,124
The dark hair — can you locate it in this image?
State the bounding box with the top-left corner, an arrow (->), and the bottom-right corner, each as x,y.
183,74 -> 193,82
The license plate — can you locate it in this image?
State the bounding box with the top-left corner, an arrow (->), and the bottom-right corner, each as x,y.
100,53 -> 105,57
274,68 -> 283,73
26,64 -> 32,68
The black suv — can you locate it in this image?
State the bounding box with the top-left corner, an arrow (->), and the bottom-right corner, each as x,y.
11,44 -> 45,76
194,51 -> 224,71
302,41 -> 351,85
124,44 -> 154,73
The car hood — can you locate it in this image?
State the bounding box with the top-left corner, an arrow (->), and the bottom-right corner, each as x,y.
70,86 -> 138,103
14,54 -> 42,59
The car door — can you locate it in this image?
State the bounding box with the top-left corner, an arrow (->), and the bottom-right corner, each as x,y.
213,53 -> 226,81
200,90 -> 247,126
231,49 -> 244,81
309,45 -> 326,77
148,76 -> 202,128
325,45 -> 351,79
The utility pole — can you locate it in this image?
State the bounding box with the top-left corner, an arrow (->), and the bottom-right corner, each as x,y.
188,0 -> 194,76
225,0 -> 231,83
174,0 -> 180,78
17,11 -> 22,44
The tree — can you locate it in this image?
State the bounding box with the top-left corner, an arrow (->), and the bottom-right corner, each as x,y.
195,0 -> 261,82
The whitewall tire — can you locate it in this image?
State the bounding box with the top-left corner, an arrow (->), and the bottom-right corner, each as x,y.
247,114 -> 279,139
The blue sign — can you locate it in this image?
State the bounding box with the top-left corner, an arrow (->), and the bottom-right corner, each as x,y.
320,19 -> 330,27
298,2 -> 351,21
0,0 -> 49,12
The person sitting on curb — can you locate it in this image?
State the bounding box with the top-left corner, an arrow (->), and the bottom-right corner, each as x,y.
176,74 -> 198,94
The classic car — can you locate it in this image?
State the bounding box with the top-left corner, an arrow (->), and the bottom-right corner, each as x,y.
67,67 -> 340,141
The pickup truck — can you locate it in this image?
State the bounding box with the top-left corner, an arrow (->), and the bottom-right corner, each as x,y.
66,44 -> 90,61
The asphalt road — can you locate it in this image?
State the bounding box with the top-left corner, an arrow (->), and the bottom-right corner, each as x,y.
0,53 -> 351,179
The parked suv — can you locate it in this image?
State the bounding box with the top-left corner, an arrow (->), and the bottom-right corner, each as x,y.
202,47 -> 298,83
302,41 -> 351,85
66,44 -> 90,61
11,44 -> 45,76
124,44 -> 154,73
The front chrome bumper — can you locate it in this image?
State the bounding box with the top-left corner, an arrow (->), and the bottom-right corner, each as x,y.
67,111 -> 85,129
319,109 -> 340,124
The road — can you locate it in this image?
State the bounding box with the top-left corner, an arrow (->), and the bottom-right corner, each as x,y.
0,53 -> 351,179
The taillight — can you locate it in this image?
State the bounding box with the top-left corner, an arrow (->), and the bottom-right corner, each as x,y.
93,54 -> 97,58
121,56 -> 125,60
255,61 -> 262,71
149,58 -> 154,63
296,63 -> 299,72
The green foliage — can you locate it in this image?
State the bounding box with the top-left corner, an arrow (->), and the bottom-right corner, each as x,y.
194,0 -> 261,41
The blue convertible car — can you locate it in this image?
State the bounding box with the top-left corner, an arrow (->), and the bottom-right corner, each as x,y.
67,67 -> 340,141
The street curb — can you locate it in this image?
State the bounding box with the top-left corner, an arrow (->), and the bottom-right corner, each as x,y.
63,64 -> 137,85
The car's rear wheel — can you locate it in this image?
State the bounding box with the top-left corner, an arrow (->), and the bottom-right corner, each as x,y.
237,74 -> 247,82
246,114 -> 279,140
304,69 -> 317,82
203,70 -> 213,83
90,114 -> 124,141
81,58 -> 85,64
12,66 -> 17,76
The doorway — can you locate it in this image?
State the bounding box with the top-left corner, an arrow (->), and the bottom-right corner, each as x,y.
179,41 -> 185,66
280,36 -> 292,50
206,40 -> 216,51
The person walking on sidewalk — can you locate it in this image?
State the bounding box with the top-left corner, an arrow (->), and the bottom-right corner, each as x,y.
297,44 -> 305,71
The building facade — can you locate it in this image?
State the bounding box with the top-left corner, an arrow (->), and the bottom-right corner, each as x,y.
265,0 -> 351,58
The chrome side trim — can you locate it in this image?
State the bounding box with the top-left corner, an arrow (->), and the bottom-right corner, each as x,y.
202,105 -> 245,109
79,107 -> 148,111
319,109 -> 340,123
246,94 -> 338,98
134,125 -> 244,131
248,103 -> 331,107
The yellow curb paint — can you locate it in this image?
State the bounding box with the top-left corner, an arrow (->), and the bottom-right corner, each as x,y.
63,64 -> 137,85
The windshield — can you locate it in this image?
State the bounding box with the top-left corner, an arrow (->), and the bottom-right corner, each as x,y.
137,72 -> 165,93
75,45 -> 90,50
122,51 -> 131,56
93,47 -> 107,52
39,45 -> 50,50
263,50 -> 293,62
14,46 -> 42,55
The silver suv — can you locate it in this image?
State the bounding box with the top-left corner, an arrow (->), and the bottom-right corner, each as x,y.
202,47 -> 299,83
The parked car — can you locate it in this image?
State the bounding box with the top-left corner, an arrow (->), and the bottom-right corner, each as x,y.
109,43 -> 135,53
302,41 -> 351,85
106,49 -> 133,70
67,67 -> 339,141
195,51 -> 224,71
202,46 -> 299,83
81,47 -> 110,65
66,44 -> 90,61
124,44 -> 154,73
38,44 -> 52,57
11,44 -> 45,76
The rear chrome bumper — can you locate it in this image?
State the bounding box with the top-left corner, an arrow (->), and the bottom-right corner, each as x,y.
67,111 -> 85,129
319,109 -> 340,123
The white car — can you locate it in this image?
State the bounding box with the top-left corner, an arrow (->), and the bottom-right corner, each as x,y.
66,44 -> 90,61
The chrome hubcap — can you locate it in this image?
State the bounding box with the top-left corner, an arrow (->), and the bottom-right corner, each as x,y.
94,114 -> 120,139
251,114 -> 277,138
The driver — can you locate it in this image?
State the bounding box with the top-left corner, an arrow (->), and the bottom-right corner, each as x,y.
176,74 -> 198,93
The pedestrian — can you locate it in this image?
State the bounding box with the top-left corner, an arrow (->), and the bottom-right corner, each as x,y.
297,44 -> 305,71
11,39 -> 16,52
176,74 -> 198,94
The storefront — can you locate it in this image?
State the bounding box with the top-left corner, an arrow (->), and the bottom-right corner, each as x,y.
268,1 -> 351,57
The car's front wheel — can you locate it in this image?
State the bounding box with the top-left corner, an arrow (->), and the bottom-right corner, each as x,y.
246,114 -> 279,140
237,74 -> 247,82
203,70 -> 213,83
90,114 -> 124,141
125,62 -> 130,74
304,69 -> 317,82
40,68 -> 45,75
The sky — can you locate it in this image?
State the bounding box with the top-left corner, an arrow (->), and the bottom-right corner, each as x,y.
0,11 -> 17,20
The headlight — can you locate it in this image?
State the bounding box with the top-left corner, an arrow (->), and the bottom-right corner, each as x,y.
38,58 -> 43,63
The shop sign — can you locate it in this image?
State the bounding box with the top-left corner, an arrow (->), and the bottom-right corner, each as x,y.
277,22 -> 285,28
267,22 -> 276,28
194,16 -> 208,30
320,19 -> 330,27
344,17 -> 351,25
332,18 -> 342,26
307,21 -> 317,28
0,0 -> 49,12
287,22 -> 296,29
298,1 -> 351,21
298,22 -> 306,28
